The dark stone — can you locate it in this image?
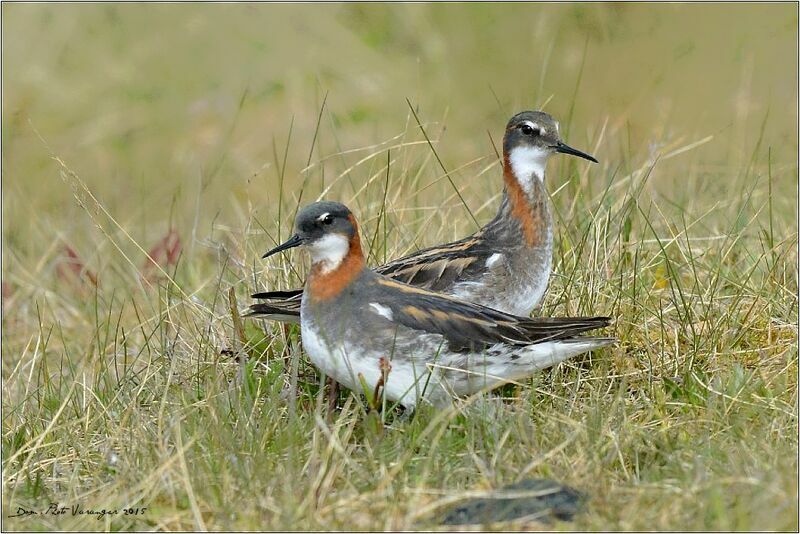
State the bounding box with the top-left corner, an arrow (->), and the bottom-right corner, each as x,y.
438,478 -> 586,526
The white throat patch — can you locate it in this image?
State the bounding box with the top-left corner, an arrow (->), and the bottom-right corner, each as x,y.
508,146 -> 549,195
308,233 -> 350,273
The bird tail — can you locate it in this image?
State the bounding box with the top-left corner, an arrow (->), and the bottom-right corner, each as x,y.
251,289 -> 303,300
245,291 -> 302,323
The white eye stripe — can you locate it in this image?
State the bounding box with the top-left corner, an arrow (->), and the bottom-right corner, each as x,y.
522,121 -> 545,135
317,212 -> 330,221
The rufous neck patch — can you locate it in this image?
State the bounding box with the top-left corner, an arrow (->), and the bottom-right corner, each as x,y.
308,215 -> 366,301
502,156 -> 547,247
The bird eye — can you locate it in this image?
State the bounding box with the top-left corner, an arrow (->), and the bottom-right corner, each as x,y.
520,124 -> 540,136
321,214 -> 334,225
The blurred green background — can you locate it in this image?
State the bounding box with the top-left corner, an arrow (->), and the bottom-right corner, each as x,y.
2,4 -> 797,530
3,3 -> 797,260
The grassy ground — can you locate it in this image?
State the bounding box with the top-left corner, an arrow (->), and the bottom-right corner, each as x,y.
2,3 -> 798,531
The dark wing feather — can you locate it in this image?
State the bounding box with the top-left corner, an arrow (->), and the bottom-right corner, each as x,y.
246,299 -> 301,322
369,277 -> 610,351
251,289 -> 303,300
375,233 -> 494,291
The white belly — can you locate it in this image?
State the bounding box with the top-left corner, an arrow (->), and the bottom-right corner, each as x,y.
300,323 -> 446,409
300,323 -> 365,394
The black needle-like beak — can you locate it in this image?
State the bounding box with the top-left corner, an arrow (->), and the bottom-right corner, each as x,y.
262,234 -> 304,259
552,141 -> 598,163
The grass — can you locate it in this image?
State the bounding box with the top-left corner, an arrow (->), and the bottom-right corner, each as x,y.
2,3 -> 798,531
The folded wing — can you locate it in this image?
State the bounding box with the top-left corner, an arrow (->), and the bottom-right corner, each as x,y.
374,234 -> 493,291
368,277 -> 610,352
